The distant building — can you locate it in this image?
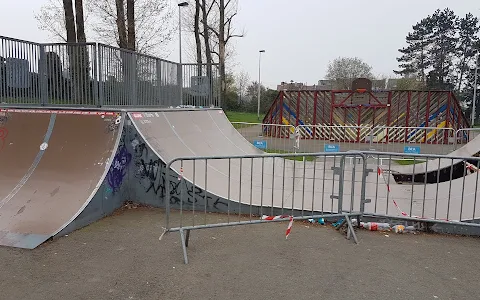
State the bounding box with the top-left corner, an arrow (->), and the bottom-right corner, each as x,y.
277,80 -> 333,91
277,78 -> 400,91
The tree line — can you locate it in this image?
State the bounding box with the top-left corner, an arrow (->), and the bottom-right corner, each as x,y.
35,3 -> 478,117
394,8 -> 479,118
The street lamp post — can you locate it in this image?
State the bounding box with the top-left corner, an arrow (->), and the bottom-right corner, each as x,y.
178,2 -> 189,106
472,53 -> 479,126
257,50 -> 265,120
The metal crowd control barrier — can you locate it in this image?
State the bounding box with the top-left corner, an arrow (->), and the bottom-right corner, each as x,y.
252,124 -> 456,155
162,152 -> 368,264
454,128 -> 480,150
368,126 -> 456,155
361,151 -> 480,225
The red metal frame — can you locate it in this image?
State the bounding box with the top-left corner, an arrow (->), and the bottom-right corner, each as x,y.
357,105 -> 362,142
329,91 -> 334,125
313,91 -> 318,139
295,91 -> 300,126
425,92 -> 431,143
445,92 -> 451,144
279,92 -> 284,138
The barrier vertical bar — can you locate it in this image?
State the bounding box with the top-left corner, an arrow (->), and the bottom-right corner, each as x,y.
227,158 -> 231,223
445,158 -> 454,220
474,161 -> 480,221
165,162 -> 171,231
434,158 -> 441,220
192,159 -> 196,226
460,163 -> 467,221
409,157 -> 416,216
301,158 -> 306,216
422,160 -> 428,218
337,156 -> 345,213
238,158 -> 243,221
204,159 -> 208,225
271,157 -> 275,217
249,158 -> 253,221
260,157 -> 264,217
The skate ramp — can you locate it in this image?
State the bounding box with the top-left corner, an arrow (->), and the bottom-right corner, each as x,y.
390,134 -> 480,175
129,109 -> 479,222
129,109 -> 369,216
0,109 -> 124,249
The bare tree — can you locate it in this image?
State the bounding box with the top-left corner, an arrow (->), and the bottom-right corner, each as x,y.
36,0 -> 175,55
75,0 -> 87,42
235,70 -> 250,103
87,0 -> 174,55
126,0 -> 135,51
36,0 -> 69,41
205,0 -> 243,105
194,0 -> 202,68
63,0 -> 77,42
58,0 -> 91,102
325,57 -> 374,90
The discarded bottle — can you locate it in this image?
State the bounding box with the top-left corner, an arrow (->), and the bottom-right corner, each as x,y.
392,225 -> 405,233
404,226 -> 416,233
308,218 -> 326,225
363,222 -> 391,231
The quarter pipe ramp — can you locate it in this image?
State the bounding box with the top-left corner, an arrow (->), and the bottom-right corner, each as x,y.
0,109 -> 125,248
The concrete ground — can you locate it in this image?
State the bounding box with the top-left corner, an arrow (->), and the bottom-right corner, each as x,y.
0,207 -> 479,300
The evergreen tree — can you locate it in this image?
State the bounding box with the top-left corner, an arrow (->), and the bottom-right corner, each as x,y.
455,13 -> 480,91
461,48 -> 480,122
426,8 -> 457,90
394,17 -> 432,84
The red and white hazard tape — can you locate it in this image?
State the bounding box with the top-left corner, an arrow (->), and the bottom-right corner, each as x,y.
262,215 -> 294,239
377,166 -> 450,221
466,162 -> 479,173
0,108 -> 117,116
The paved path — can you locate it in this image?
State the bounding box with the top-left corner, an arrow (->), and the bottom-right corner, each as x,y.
0,207 -> 478,300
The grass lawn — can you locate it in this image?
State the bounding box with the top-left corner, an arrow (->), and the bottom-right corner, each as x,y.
225,111 -> 262,123
394,159 -> 426,165
264,149 -> 316,162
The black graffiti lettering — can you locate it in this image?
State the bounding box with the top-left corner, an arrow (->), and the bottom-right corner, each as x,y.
213,198 -> 228,209
130,134 -> 229,212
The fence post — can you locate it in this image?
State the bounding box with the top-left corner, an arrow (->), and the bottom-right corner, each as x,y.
97,44 -> 104,107
130,53 -> 138,106
91,44 -> 99,107
156,59 -> 162,106
177,63 -> 183,106
38,44 -> 48,106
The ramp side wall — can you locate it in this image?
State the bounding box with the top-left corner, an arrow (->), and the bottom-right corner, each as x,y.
57,125 -> 130,237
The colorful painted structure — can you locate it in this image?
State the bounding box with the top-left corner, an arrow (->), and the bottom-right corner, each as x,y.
263,90 -> 470,144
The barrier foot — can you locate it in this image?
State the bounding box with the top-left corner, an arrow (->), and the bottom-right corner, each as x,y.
185,229 -> 191,248
344,215 -> 359,244
179,229 -> 189,264
334,215 -> 359,244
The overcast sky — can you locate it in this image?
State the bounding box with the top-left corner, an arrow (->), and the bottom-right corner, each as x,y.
1,0 -> 479,88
